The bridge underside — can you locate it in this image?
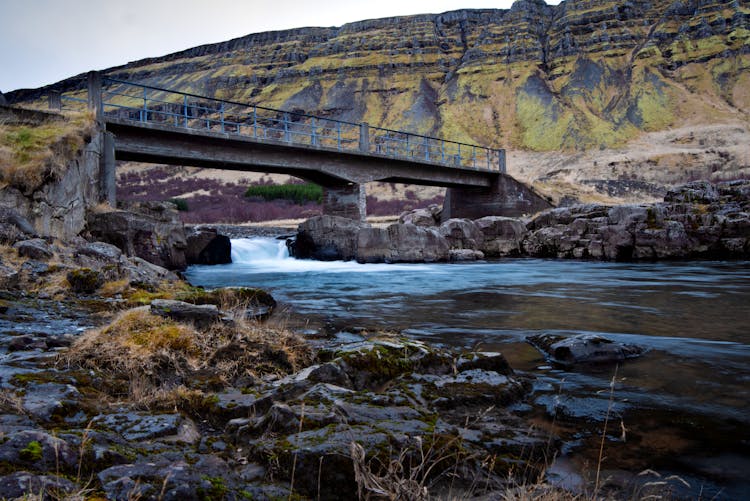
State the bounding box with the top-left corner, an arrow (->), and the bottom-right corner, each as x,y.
106,120 -> 550,221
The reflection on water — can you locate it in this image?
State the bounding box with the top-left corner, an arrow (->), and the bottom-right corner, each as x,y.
186,238 -> 750,499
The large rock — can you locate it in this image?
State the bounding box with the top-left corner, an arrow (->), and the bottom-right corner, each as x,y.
150,299 -> 221,328
0,91 -> 7,106
185,227 -> 232,265
13,238 -> 54,260
86,202 -> 187,270
0,208 -> 37,244
356,223 -> 450,263
527,333 -> 644,367
438,218 -> 484,250
291,215 -> 366,261
398,205 -> 441,226
475,216 -> 528,256
0,113 -> 104,240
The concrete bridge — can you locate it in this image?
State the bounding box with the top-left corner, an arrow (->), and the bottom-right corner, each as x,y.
57,72 -> 551,221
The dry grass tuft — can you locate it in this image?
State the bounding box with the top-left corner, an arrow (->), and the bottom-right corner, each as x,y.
0,112 -> 95,194
59,307 -> 312,407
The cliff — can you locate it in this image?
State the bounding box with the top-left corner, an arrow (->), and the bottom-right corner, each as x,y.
8,0 -> 749,152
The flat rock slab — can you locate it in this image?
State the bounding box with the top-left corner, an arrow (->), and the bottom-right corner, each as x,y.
527,333 -> 644,367
93,412 -> 199,443
150,298 -> 220,328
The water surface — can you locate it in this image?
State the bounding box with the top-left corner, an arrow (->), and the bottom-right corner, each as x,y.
186,238 -> 750,498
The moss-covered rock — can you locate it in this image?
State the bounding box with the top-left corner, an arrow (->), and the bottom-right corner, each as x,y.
66,267 -> 102,294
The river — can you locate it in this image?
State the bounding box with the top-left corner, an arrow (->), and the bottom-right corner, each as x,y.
185,237 -> 750,499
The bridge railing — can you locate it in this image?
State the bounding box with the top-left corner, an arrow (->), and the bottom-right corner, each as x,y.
56,73 -> 505,172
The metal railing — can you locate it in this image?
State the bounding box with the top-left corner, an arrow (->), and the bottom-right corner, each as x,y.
53,75 -> 506,172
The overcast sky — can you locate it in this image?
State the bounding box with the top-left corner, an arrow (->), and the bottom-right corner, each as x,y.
1,0 -> 562,93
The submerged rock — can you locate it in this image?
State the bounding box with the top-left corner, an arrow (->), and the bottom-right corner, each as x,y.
185,227 -> 232,265
527,333 -> 644,367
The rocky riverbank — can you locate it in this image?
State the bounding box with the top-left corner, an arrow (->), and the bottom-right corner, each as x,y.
0,251 -> 554,499
290,180 -> 750,263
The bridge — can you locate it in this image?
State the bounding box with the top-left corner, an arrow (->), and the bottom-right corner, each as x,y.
53,71 -> 551,221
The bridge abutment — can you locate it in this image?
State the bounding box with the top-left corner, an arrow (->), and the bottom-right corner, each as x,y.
322,182 -> 366,222
442,174 -> 552,221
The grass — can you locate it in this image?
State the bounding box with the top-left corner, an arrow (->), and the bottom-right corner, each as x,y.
59,306 -> 312,408
245,182 -> 323,204
0,111 -> 94,194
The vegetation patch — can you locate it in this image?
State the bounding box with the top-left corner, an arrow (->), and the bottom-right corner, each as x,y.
60,307 -> 311,408
0,112 -> 94,194
245,182 -> 323,204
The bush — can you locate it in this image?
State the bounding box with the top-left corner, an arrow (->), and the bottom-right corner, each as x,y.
245,182 -> 323,204
168,198 -> 189,211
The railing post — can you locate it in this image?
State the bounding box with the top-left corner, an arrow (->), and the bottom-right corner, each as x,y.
424,137 -> 429,161
359,122 -> 369,153
87,71 -> 103,122
499,149 -> 506,173
252,107 -> 258,138
441,141 -> 445,163
141,86 -> 148,123
311,118 -> 317,146
283,113 -> 290,142
220,102 -> 225,133
337,122 -> 342,150
183,95 -> 188,128
48,91 -> 62,111
472,146 -> 477,169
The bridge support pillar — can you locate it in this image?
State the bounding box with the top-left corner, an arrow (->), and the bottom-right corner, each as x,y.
100,131 -> 116,206
322,182 -> 366,222
442,174 -> 552,221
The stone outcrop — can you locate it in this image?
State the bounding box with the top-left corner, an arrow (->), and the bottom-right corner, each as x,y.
185,227 -> 232,265
296,181 -> 750,263
86,202 -> 188,270
0,108 -> 105,241
476,216 -> 528,257
357,223 -> 450,263
523,181 -> 750,260
291,215 -> 365,261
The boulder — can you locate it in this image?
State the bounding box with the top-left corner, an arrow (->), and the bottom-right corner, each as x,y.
356,223 -> 450,263
475,216 -> 528,256
13,238 -> 54,260
291,215 -> 365,261
150,299 -> 221,328
0,207 -> 36,244
185,227 -> 232,265
664,180 -> 719,204
439,218 -> 484,249
527,333 -> 644,367
399,206 -> 439,226
86,202 -> 187,270
0,264 -> 19,289
0,472 -> 77,500
75,241 -> 123,262
66,268 -> 103,294
449,249 -> 484,261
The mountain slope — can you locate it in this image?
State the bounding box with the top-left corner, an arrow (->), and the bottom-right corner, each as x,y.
7,0 -> 750,207
9,0 -> 749,152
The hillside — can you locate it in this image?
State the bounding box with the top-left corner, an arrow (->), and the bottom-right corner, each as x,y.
7,0 -> 750,210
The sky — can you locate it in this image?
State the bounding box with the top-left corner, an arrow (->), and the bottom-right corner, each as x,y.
1,0 -> 562,93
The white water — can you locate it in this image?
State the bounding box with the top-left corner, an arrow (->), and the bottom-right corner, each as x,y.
230,237 -> 433,273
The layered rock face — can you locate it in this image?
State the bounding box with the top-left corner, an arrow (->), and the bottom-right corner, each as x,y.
8,0 -> 749,153
292,180 -> 750,262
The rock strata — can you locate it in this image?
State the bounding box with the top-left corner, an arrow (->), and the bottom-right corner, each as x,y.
86,202 -> 188,270
294,181 -> 750,263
